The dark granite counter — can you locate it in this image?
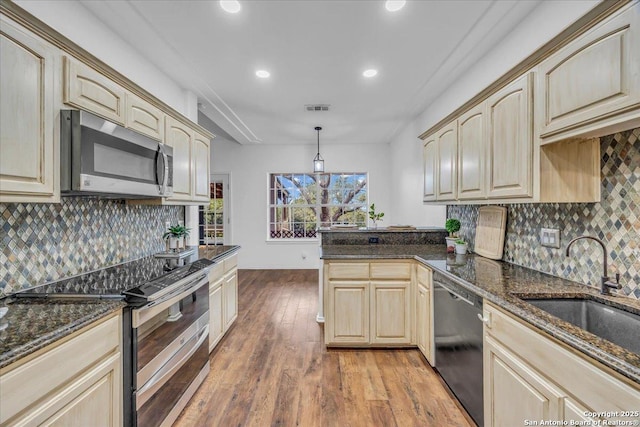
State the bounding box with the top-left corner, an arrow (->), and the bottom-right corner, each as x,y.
0,245 -> 240,370
320,244 -> 640,384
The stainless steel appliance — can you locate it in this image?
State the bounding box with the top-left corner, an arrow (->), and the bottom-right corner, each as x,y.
433,271 -> 484,427
12,254 -> 214,427
60,109 -> 173,198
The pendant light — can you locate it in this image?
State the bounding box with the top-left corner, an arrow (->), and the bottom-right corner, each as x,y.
313,126 -> 324,173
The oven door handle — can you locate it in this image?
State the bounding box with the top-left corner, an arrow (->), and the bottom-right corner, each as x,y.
136,323 -> 209,409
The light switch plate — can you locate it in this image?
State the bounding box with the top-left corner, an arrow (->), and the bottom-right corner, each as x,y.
540,228 -> 560,248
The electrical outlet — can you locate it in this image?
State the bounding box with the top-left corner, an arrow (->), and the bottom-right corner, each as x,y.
165,221 -> 171,229
540,228 -> 560,248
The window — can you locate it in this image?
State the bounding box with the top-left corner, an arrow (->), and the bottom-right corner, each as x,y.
199,178 -> 226,245
268,173 -> 367,239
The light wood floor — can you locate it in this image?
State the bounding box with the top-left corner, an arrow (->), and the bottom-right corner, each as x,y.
175,269 -> 474,427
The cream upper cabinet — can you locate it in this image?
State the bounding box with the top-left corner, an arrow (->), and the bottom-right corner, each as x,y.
483,302 -> 640,426
422,136 -> 437,202
486,72 -> 533,199
0,15 -> 59,203
125,93 -> 165,141
370,281 -> 411,345
326,281 -> 370,344
64,56 -> 126,125
436,121 -> 458,201
165,116 -> 194,202
193,132 -> 211,203
457,103 -> 486,200
537,2 -> 640,143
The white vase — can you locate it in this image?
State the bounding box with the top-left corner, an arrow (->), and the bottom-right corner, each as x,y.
168,237 -> 178,251
455,243 -> 468,255
445,237 -> 457,252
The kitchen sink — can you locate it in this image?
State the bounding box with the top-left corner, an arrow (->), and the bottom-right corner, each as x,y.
522,298 -> 640,354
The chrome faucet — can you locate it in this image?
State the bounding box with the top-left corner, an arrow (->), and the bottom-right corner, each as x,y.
565,236 -> 621,295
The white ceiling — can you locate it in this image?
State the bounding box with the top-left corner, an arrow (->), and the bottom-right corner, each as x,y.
79,0 -> 543,145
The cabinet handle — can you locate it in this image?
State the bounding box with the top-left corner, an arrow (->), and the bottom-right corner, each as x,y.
477,313 -> 491,326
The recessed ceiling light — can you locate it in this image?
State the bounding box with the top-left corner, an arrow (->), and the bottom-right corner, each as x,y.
385,0 -> 406,12
256,70 -> 271,78
363,69 -> 378,78
220,0 -> 241,14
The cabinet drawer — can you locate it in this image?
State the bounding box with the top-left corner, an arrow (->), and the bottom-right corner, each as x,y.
485,303 -> 640,414
223,254 -> 238,273
328,262 -> 369,280
208,262 -> 224,284
416,265 -> 431,286
370,262 -> 412,280
0,313 -> 121,424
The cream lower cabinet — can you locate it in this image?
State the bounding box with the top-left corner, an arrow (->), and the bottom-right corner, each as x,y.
415,265 -> 434,366
208,253 -> 238,352
0,14 -> 60,203
483,302 -> 640,426
325,260 -> 413,347
0,312 -> 122,426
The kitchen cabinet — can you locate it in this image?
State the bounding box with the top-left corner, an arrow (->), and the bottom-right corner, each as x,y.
324,260 -> 414,346
435,121 -> 458,201
207,253 -> 239,352
422,136 -> 437,201
536,2 -> 640,144
0,312 -> 122,426
125,92 -> 165,141
486,72 -> 533,199
483,302 -> 640,426
457,103 -> 486,200
0,15 -> 59,203
415,265 -> 434,366
64,56 -> 126,125
193,131 -> 212,203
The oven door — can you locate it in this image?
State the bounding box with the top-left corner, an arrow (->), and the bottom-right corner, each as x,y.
132,275 -> 209,427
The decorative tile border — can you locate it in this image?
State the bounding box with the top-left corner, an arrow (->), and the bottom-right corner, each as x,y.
0,198 -> 183,297
448,128 -> 640,300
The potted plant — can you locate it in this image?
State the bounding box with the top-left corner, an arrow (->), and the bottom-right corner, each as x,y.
445,218 -> 461,252
163,224 -> 191,251
455,238 -> 468,255
369,203 -> 385,228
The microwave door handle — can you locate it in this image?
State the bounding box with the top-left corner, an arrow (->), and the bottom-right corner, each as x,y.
156,145 -> 168,195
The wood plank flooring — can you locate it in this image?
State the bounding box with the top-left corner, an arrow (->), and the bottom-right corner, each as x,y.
175,269 -> 474,427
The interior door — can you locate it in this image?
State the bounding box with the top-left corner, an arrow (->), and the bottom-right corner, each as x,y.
200,173 -> 230,245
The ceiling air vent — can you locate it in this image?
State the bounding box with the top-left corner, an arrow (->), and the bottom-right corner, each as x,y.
305,104 -> 330,112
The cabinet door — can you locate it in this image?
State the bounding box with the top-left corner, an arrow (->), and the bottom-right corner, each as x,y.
487,72 -> 533,199
484,335 -> 563,427
436,122 -> 457,201
370,281 -> 411,345
165,116 -> 193,201
0,16 -> 58,203
416,282 -> 432,364
223,270 -> 238,330
193,132 -> 211,203
125,93 -> 164,141
537,3 -> 640,142
423,136 -> 437,201
64,56 -> 125,125
457,103 -> 486,200
209,280 -> 224,352
326,281 -> 369,344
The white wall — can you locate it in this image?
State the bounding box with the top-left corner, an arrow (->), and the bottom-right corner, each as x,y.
388,0 -> 598,226
15,0 -> 193,116
211,140 -> 392,269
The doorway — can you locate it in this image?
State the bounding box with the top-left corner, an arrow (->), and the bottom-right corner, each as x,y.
199,173 -> 230,245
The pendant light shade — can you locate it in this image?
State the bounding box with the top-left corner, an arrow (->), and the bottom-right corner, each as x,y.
313,126 -> 324,173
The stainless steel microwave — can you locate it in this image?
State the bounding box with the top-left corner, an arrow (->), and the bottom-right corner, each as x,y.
60,110 -> 173,198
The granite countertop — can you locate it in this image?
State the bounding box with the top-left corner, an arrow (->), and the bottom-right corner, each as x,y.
0,245 -> 240,370
321,244 -> 640,384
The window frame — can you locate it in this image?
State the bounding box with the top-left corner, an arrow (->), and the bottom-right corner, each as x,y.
266,172 -> 369,242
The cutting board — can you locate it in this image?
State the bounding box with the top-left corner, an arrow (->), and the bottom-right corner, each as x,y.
474,206 -> 507,260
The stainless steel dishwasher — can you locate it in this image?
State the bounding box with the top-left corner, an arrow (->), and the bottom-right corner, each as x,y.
433,271 -> 484,427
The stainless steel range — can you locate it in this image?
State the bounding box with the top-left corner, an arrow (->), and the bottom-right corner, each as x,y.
13,252 -> 215,427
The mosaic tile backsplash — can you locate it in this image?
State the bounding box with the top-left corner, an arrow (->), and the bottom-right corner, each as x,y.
0,198 -> 183,297
448,128 -> 640,300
